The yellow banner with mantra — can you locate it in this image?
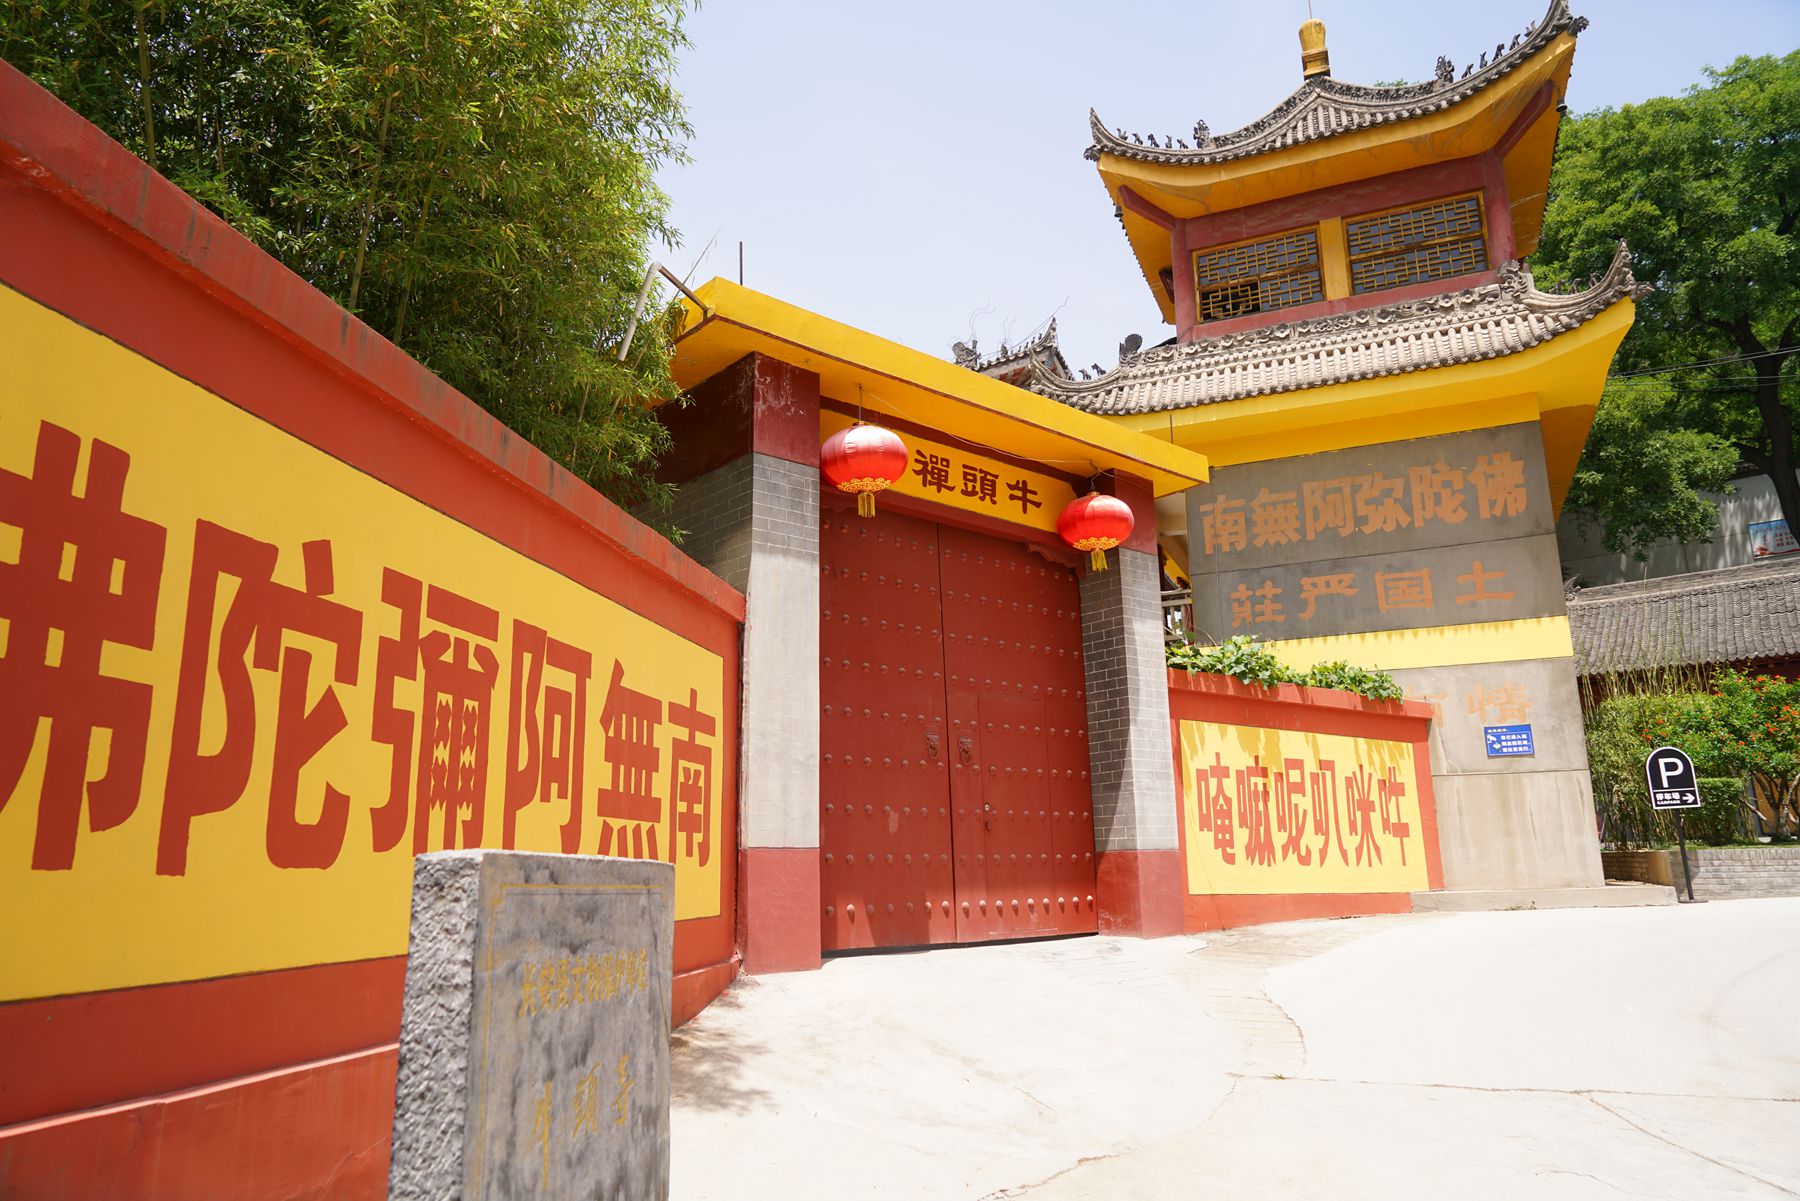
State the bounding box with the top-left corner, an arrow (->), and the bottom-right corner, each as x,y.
1177,720 -> 1430,896
820,409 -> 1075,534
0,286 -> 725,1002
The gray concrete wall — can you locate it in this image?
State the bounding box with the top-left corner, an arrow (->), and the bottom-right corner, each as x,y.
739,455 -> 821,849
1079,547 -> 1178,853
666,452 -> 820,851
1184,422 -> 1558,645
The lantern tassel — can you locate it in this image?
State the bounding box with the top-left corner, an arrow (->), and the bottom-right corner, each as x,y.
858,492 -> 876,518
1090,548 -> 1108,572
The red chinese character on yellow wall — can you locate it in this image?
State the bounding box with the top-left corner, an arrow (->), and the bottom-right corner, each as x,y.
596,660 -> 663,859
1343,765 -> 1383,867
1309,760 -> 1347,866
504,620 -> 594,852
1379,765 -> 1412,866
1235,756 -> 1277,867
0,422 -> 167,872
668,688 -> 716,868
160,524 -> 362,875
1273,758 -> 1312,865
368,570 -> 501,855
1193,752 -> 1235,865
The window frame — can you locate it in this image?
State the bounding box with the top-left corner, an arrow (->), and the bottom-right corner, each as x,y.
1191,224 -> 1326,325
1344,191 -> 1490,296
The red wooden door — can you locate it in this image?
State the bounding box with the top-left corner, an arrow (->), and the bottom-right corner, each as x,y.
819,507 -> 956,951
819,508 -> 1096,952
939,526 -> 1097,941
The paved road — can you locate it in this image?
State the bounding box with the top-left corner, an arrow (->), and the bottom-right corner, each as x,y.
671,899 -> 1800,1199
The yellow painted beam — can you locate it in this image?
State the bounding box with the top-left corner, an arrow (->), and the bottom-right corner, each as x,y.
1317,217 -> 1350,301
1239,616 -> 1576,673
671,279 -> 1210,497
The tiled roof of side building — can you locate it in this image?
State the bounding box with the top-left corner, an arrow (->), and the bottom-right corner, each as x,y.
951,319 -> 1072,385
1086,0 -> 1587,166
1567,557 -> 1800,676
1028,243 -> 1648,415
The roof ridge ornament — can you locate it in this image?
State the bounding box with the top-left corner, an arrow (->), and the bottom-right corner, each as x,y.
1087,0 -> 1586,166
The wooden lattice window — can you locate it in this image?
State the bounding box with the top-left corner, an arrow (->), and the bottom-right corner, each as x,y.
1193,228 -> 1323,323
1346,193 -> 1488,294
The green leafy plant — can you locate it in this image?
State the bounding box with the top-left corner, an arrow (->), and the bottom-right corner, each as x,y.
1299,660 -> 1405,702
1,0 -> 694,520
1693,669 -> 1800,836
1166,635 -> 1402,701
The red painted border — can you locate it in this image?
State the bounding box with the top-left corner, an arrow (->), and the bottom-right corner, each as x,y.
0,1047 -> 398,1201
1167,669 -> 1445,934
738,846 -> 823,974
1183,891 -> 1413,932
1095,849 -> 1184,937
0,958 -> 405,1129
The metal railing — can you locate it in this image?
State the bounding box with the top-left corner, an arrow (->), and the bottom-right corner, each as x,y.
1160,588 -> 1193,644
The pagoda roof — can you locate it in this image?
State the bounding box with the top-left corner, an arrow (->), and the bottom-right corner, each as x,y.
1090,1 -> 1585,323
1029,243 -> 1647,416
1087,0 -> 1587,168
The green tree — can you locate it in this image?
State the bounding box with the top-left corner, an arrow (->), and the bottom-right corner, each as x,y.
1536,52 -> 1800,551
1563,377 -> 1739,558
1,0 -> 692,515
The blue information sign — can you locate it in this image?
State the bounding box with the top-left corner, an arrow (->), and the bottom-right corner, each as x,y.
1484,724 -> 1535,757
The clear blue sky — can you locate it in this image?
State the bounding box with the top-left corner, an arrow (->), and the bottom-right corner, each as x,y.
658,1 -> 1800,374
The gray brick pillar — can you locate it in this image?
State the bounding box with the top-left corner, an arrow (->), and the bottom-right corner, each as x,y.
1076,475 -> 1183,935
659,354 -> 822,971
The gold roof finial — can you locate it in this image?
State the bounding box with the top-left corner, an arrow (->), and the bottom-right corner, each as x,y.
1299,17 -> 1330,79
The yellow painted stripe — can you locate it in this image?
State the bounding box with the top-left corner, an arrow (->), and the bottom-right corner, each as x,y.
1246,616 -> 1574,672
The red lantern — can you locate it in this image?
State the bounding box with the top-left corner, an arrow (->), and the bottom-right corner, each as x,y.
1058,491 -> 1135,571
821,423 -> 908,517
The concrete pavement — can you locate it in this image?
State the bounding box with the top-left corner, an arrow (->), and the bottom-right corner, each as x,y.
671,899 -> 1800,1199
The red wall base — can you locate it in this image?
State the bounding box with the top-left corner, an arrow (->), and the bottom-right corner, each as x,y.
1095,849 -> 1185,937
0,1047 -> 397,1201
1182,891 -> 1413,933
739,847 -> 823,973
674,960 -> 740,1028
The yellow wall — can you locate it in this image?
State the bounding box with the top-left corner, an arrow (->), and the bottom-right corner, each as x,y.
0,287 -> 726,1001
1178,720 -> 1431,895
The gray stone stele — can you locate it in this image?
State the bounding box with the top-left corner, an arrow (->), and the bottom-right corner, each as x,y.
388,850 -> 673,1200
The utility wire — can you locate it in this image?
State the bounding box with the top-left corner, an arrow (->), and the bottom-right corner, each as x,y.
1608,345 -> 1798,380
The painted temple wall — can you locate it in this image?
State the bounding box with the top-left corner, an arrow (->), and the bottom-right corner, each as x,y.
1184,420 -> 1604,892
